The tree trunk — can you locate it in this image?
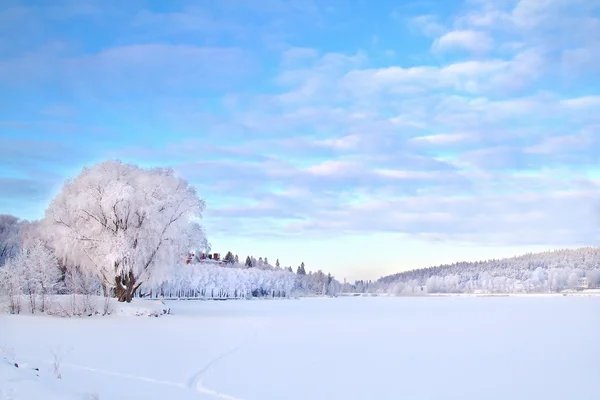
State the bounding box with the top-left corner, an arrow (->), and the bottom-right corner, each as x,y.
101,283 -> 109,297
114,270 -> 141,303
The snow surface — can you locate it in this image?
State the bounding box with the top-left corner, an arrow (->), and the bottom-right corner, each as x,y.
1,296 -> 599,400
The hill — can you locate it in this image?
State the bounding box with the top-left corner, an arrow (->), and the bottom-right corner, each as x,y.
373,247 -> 600,294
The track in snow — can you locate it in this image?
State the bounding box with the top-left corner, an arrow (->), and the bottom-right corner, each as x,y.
187,324 -> 262,400
186,342 -> 246,400
15,356 -> 186,389
60,362 -> 186,389
11,323 -> 263,399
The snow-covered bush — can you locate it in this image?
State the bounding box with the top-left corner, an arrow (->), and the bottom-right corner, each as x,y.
0,240 -> 61,314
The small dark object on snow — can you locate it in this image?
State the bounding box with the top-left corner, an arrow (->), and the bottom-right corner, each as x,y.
33,367 -> 39,371
14,363 -> 18,368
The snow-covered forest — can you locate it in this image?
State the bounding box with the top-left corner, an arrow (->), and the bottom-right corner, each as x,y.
142,261 -> 340,300
345,248 -> 600,295
0,160 -> 340,314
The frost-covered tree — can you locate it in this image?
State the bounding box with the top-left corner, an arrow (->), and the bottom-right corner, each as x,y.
25,241 -> 62,313
245,256 -> 253,268
0,240 -> 61,313
587,270 -> 600,287
144,263 -> 298,299
0,258 -> 23,313
43,160 -> 207,302
276,259 -> 280,268
18,220 -> 43,248
234,254 -> 239,264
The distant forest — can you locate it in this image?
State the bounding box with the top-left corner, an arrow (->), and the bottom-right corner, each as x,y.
344,248 -> 600,294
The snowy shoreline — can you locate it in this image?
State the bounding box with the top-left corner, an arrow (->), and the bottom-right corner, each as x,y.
338,289 -> 600,297
5,290 -> 600,318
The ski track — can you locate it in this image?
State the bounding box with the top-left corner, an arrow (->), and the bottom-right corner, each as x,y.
186,344 -> 246,400
60,362 -> 186,388
15,355 -> 186,389
187,324 -> 262,400
9,323 -> 263,400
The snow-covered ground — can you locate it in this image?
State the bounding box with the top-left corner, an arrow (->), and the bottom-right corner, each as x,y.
2,296 -> 599,400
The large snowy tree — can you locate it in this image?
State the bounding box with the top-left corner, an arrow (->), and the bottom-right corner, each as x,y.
44,160 -> 207,302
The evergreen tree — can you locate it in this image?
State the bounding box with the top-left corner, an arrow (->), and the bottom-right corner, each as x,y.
234,254 -> 239,264
276,259 -> 280,268
297,262 -> 306,275
224,251 -> 235,264
264,257 -> 269,265
245,256 -> 253,268
287,266 -> 293,273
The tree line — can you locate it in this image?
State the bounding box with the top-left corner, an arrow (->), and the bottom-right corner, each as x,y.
0,160 -> 340,310
342,248 -> 600,294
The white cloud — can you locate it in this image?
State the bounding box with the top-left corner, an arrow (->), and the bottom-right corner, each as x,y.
374,169 -> 441,180
409,14 -> 446,36
315,134 -> 361,150
278,188 -> 600,246
561,96 -> 600,110
304,160 -> 358,176
525,130 -> 595,154
410,133 -> 472,145
338,52 -> 535,96
432,30 -> 494,53
3,0 -> 600,250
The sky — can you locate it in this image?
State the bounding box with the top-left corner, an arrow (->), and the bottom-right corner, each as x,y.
1,0 -> 600,282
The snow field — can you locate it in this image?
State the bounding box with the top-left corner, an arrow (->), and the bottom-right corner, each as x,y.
2,296 -> 600,400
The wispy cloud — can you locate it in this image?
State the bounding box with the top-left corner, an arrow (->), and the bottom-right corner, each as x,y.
432,30 -> 493,53
2,0 -> 600,253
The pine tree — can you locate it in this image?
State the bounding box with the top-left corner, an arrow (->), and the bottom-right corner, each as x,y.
276,259 -> 280,268
264,257 -> 269,265
224,251 -> 235,264
297,262 -> 306,275
245,256 -> 253,268
234,254 -> 239,264
287,266 -> 293,273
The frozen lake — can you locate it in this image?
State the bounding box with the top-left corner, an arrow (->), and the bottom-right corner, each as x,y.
2,296 -> 600,400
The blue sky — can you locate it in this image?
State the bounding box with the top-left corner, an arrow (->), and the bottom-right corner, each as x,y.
2,0 -> 600,281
